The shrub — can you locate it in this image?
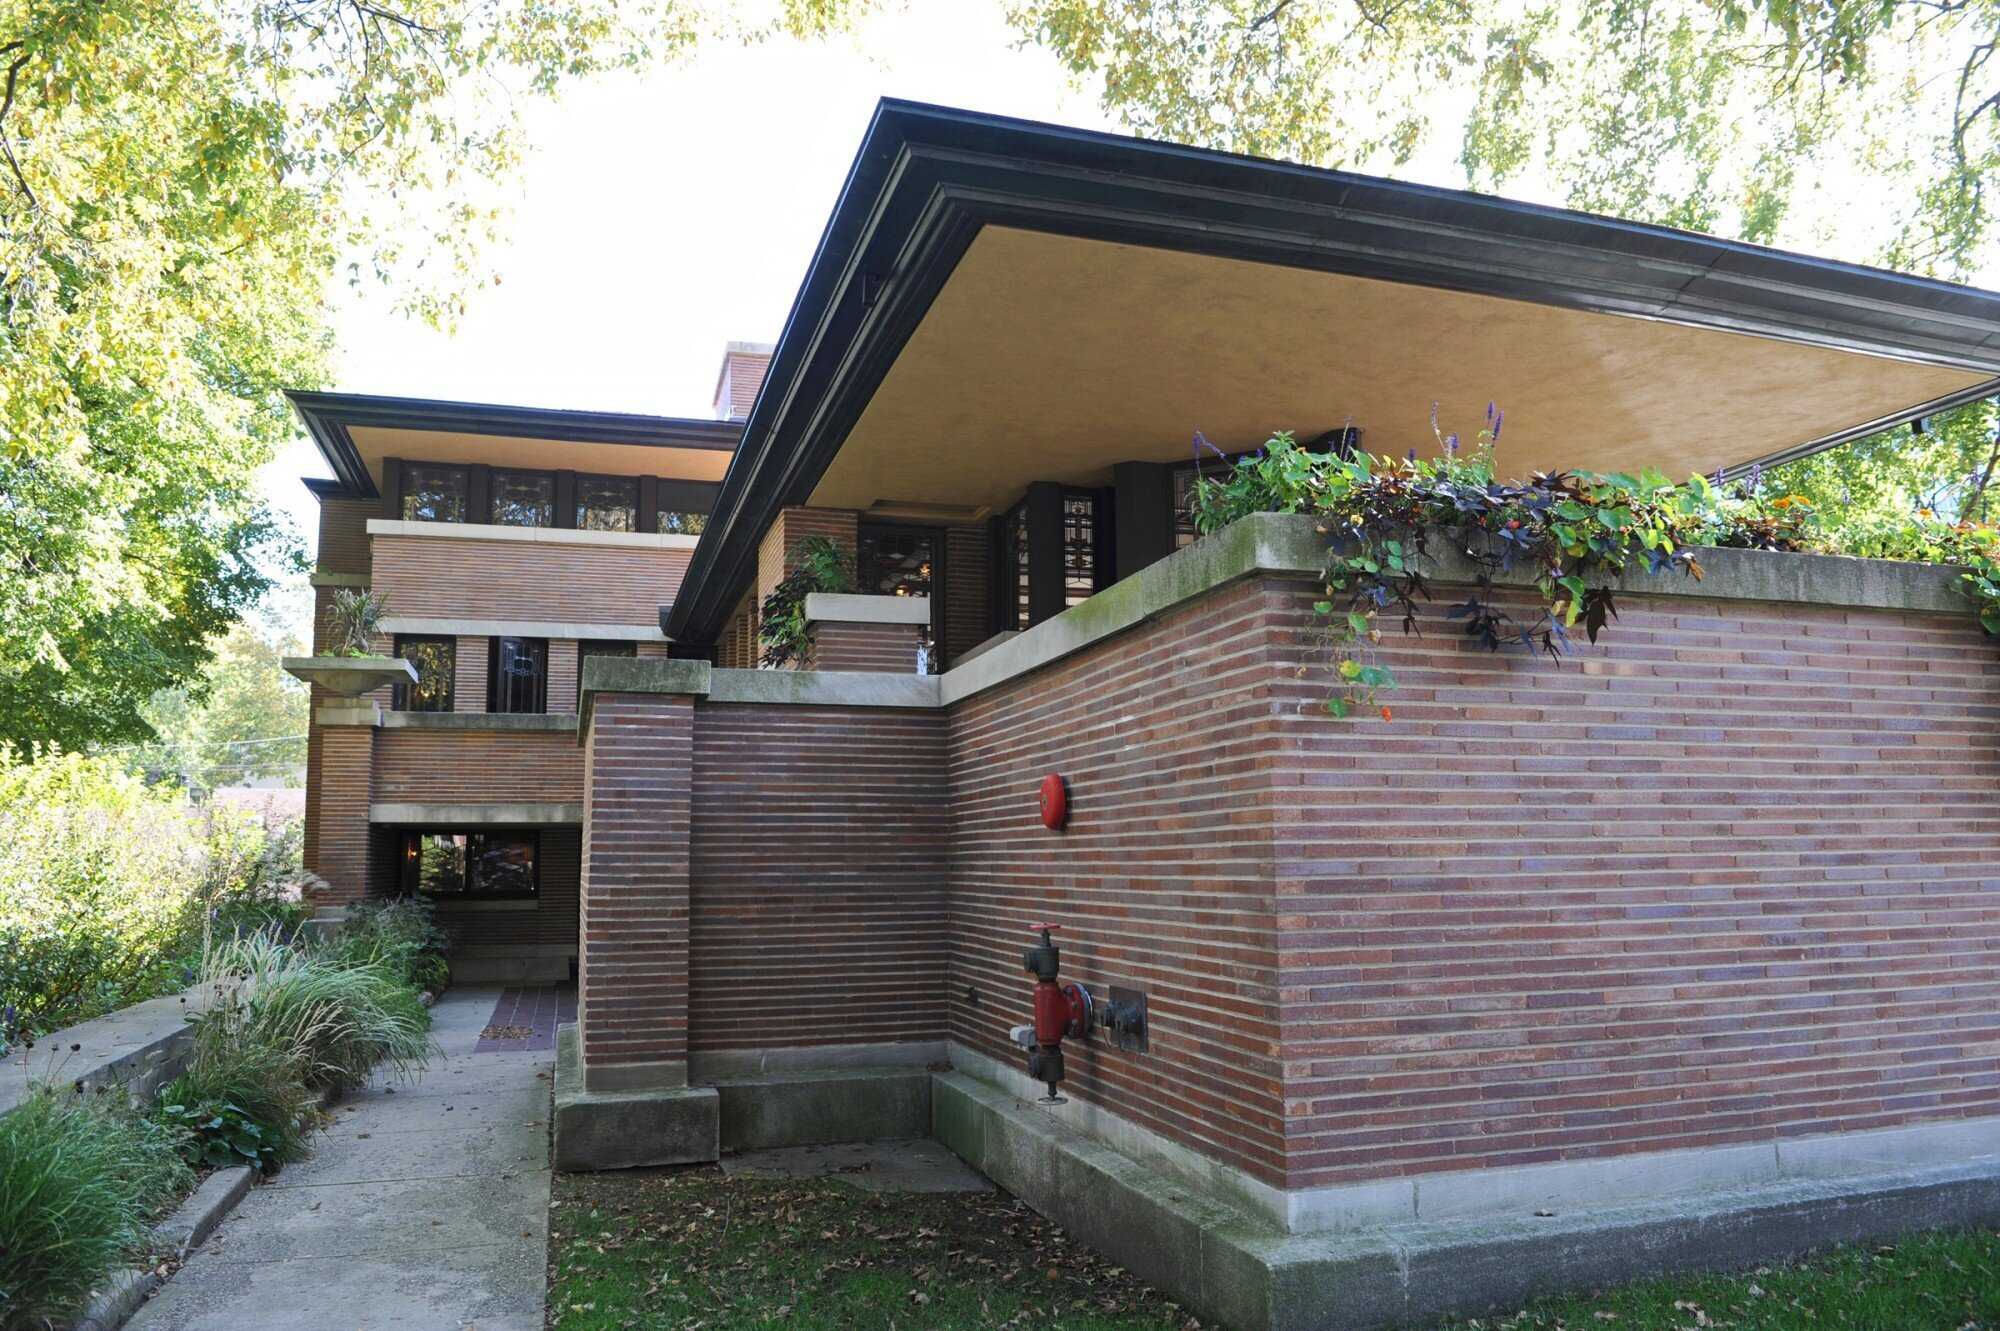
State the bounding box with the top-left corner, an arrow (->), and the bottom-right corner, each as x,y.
0,1088 -> 191,1328
0,752 -> 205,1037
156,983 -> 318,1171
206,932 -> 432,1090
324,897 -> 450,995
757,536 -> 852,668
0,750 -> 311,1044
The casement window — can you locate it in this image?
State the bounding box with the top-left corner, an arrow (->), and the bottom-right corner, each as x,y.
401,464 -> 469,523
487,636 -> 548,714
392,635 -> 455,712
858,523 -> 942,668
575,475 -> 638,532
655,479 -> 717,537
995,486 -> 1107,635
657,509 -> 707,535
400,830 -> 538,899
491,470 -> 555,527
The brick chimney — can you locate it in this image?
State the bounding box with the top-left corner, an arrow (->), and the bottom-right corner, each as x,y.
712,341 -> 774,421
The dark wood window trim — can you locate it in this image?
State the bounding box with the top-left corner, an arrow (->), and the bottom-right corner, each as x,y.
398,828 -> 540,900
385,461 -> 717,535
487,636 -> 549,714
857,521 -> 946,669
392,635 -> 455,712
398,463 -> 471,523
574,473 -> 640,532
490,467 -> 557,527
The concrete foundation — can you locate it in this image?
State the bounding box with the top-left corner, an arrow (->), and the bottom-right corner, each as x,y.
715,1066 -> 931,1151
931,1070 -> 2000,1331
552,1024 -> 719,1171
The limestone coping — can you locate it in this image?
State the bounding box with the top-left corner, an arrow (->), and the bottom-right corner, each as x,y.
375,711 -> 578,733
576,511 -> 1978,730
308,569 -> 370,589
367,517 -> 700,550
378,616 -> 666,641
282,655 -> 417,698
803,592 -> 932,625
368,800 -> 581,826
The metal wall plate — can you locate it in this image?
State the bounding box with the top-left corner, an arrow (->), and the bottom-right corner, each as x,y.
1106,985 -> 1148,1053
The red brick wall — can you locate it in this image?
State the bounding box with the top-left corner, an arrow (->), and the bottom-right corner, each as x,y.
944,526 -> 990,667
307,725 -> 376,906
581,693 -> 694,1083
689,704 -> 950,1051
373,730 -> 583,803
372,532 -> 690,625
316,498 -> 375,575
944,579 -> 1294,1187
1268,582 -> 2000,1190
812,621 -> 923,673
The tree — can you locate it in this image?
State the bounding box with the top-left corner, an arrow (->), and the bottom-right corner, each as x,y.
132,582 -> 313,792
1007,1 -> 2000,508
0,0 -> 867,752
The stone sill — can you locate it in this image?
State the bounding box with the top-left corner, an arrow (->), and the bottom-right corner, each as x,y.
803,592 -> 931,625
379,711 -> 578,733
369,800 -> 582,826
378,615 -> 666,642
368,518 -> 699,551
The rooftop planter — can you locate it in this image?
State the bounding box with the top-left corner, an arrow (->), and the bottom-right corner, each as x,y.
1187,424 -> 1997,718
281,656 -> 417,698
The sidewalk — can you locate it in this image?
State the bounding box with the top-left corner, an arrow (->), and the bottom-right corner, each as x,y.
128,986 -> 561,1331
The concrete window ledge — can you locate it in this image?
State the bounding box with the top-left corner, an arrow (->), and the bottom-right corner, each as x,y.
803,592 -> 932,625
367,518 -> 700,551
368,801 -> 581,826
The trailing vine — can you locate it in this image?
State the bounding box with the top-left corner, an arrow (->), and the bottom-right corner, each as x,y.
757,536 -> 853,669
1191,409 -> 2000,718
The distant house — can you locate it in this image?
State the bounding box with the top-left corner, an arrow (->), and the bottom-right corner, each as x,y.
285,101 -> 2000,1331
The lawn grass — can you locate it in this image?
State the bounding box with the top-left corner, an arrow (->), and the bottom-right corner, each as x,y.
1438,1224 -> 2000,1330
545,1163 -> 1205,1330
546,1162 -> 2000,1331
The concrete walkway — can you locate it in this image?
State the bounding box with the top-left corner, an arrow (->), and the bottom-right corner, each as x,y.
129,986 -> 556,1331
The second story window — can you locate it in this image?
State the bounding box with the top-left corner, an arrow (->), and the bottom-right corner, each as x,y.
402,464 -> 468,523
393,635 -> 455,712
488,636 -> 548,714
491,470 -> 554,527
576,475 -> 638,532
657,509 -> 707,536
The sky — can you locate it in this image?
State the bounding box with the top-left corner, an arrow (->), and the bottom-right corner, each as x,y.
265,1 -> 1124,564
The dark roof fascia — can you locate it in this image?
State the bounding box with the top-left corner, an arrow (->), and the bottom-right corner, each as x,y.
285,391 -> 743,499
663,99 -> 2000,648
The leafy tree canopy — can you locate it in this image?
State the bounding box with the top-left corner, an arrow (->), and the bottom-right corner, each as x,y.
0,0 -> 864,751
1007,0 -> 2000,516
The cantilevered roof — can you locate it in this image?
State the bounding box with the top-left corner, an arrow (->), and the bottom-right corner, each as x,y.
288,391 -> 740,497
664,101 -> 2000,648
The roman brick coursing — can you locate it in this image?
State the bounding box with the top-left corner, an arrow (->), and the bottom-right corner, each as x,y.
581,693 -> 694,1082
945,579 -> 1295,1187
689,704 -> 950,1051
308,724 -> 377,907
944,525 -> 990,667
372,729 -> 584,803
812,621 -> 924,673
316,497 -> 375,575
372,532 -> 690,624
1266,582 -> 2000,1190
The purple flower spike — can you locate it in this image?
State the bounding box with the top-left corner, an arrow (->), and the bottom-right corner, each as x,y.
1406,447 -> 1418,463
1192,430 -> 1229,463
1445,433 -> 1459,455
1746,462 -> 1764,494
1492,409 -> 1503,442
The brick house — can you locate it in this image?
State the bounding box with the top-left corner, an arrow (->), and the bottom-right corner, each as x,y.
288,102 -> 2000,1329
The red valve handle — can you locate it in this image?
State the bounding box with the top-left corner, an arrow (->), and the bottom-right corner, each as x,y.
1029,922 -> 1061,933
